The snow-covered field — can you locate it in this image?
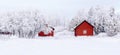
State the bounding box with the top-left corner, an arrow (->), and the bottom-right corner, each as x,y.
0,37 -> 120,55
0,26 -> 120,55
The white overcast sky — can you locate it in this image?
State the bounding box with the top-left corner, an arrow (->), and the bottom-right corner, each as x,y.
0,0 -> 120,18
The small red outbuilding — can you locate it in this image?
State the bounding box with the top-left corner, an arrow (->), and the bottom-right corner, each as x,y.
38,24 -> 54,37
74,20 -> 94,36
38,30 -> 54,37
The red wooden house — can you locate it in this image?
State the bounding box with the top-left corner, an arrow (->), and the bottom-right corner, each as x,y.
38,24 -> 54,37
74,20 -> 94,36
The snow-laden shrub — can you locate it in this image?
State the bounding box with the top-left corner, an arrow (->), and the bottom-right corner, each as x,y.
106,29 -> 117,37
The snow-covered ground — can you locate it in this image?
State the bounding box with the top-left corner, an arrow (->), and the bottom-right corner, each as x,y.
0,26 -> 120,55
0,37 -> 120,55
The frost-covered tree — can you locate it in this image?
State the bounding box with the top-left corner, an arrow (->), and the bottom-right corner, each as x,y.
89,7 -> 119,36
88,6 -> 107,34
104,17 -> 118,36
69,10 -> 88,31
104,7 -> 118,36
87,6 -> 118,35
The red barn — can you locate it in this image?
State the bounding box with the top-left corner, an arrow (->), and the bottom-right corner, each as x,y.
38,24 -> 54,37
74,20 -> 94,36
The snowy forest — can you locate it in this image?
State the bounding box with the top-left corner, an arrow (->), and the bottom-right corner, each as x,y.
0,10 -> 46,38
0,6 -> 120,38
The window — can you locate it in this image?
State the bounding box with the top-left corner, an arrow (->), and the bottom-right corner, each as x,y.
83,30 -> 87,34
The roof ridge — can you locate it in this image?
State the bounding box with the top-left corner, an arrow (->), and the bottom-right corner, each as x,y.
74,20 -> 94,30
